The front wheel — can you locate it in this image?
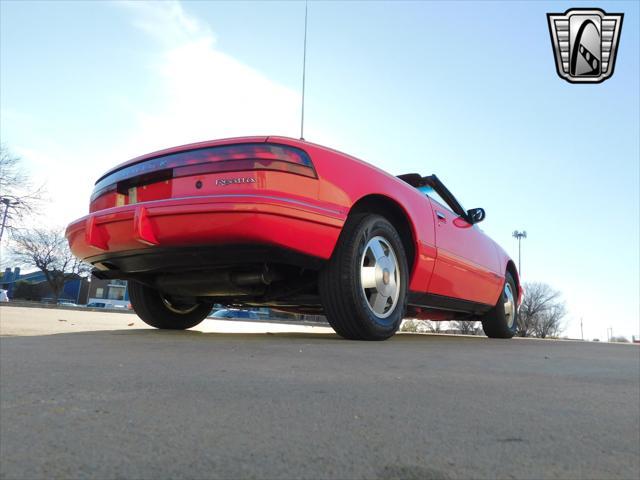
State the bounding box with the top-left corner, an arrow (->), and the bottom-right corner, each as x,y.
319,214 -> 408,340
129,281 -> 211,330
481,272 -> 518,338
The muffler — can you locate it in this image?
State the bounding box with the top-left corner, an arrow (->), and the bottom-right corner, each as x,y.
155,268 -> 282,297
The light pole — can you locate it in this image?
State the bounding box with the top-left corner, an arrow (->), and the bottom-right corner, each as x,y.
512,230 -> 527,276
0,198 -> 19,242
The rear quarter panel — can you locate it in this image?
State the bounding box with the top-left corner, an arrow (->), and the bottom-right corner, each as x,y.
269,137 -> 438,294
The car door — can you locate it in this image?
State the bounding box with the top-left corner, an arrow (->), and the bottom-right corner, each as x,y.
426,196 -> 503,305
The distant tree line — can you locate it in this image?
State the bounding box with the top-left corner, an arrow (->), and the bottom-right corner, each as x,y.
609,336 -> 630,343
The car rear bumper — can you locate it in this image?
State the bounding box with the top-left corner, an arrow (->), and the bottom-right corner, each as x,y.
66,194 -> 346,269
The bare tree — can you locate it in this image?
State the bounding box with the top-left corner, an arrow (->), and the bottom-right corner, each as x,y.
400,319 -> 421,333
610,336 -> 630,343
10,228 -> 90,302
517,282 -> 567,338
533,303 -> 567,338
455,319 -> 479,335
0,145 -> 45,237
426,320 -> 443,333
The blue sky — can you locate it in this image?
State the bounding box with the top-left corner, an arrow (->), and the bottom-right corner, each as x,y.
1,0 -> 638,340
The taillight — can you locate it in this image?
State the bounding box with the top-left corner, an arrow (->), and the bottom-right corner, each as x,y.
90,143 -> 315,203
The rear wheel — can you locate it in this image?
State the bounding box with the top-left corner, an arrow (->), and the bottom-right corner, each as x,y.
319,214 -> 408,340
129,281 -> 211,330
481,272 -> 518,338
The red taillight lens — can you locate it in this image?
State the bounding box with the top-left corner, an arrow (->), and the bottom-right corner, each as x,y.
91,143 -> 315,202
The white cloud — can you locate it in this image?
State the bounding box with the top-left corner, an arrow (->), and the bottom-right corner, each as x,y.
120,0 -> 214,48
6,0 -> 309,230
118,0 -> 302,157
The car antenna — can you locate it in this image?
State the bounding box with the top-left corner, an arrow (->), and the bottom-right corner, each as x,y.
299,0 -> 309,141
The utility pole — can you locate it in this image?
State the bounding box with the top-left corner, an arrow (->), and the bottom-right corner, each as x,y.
580,317 -> 584,341
0,198 -> 19,242
512,230 -> 527,276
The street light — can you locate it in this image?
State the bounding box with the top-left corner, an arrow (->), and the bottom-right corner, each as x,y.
0,198 -> 20,241
512,230 -> 527,276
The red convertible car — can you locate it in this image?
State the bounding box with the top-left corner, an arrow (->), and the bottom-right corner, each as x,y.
66,136 -> 522,340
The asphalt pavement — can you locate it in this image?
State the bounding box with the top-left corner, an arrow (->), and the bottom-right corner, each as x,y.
1,307 -> 639,479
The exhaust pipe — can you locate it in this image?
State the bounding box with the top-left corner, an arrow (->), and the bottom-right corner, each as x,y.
155,268 -> 282,297
232,270 -> 281,286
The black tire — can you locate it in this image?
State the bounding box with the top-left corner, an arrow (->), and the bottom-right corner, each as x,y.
481,272 -> 518,339
129,281 -> 211,330
319,214 -> 408,340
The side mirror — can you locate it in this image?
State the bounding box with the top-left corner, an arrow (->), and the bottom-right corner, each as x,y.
467,207 -> 486,224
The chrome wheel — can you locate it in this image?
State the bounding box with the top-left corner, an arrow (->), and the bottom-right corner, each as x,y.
162,296 -> 199,315
360,236 -> 401,318
503,283 -> 515,328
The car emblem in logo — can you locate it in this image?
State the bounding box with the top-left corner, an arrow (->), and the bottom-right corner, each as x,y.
547,8 -> 623,83
216,177 -> 257,186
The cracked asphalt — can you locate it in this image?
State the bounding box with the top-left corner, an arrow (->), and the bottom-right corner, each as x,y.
1,306 -> 639,479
